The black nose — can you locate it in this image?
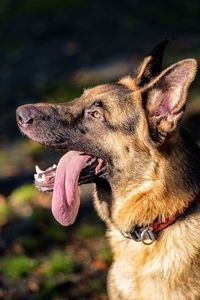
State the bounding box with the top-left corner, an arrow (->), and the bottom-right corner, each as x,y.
16,105 -> 35,126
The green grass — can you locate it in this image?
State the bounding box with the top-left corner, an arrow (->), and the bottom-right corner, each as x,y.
18,236 -> 40,252
45,250 -> 77,277
10,184 -> 37,205
0,199 -> 11,226
18,140 -> 44,156
75,223 -> 104,239
44,224 -> 68,242
87,278 -> 106,293
100,246 -> 112,263
0,255 -> 37,279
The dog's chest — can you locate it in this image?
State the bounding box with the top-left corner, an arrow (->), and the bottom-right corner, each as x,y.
109,254 -> 189,300
108,229 -> 200,300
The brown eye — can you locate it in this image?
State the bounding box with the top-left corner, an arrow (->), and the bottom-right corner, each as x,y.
92,111 -> 101,118
86,106 -> 104,121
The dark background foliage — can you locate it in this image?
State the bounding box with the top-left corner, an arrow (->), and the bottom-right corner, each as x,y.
0,1 -> 200,299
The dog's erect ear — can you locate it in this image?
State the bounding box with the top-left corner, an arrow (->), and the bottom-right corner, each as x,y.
136,40 -> 168,86
143,59 -> 197,144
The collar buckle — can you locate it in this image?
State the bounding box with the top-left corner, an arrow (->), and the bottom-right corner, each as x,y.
122,226 -> 157,245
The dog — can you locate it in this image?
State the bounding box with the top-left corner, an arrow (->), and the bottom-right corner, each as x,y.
16,41 -> 200,299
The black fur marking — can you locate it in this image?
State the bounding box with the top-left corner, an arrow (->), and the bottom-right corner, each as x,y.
95,178 -> 113,219
121,114 -> 139,134
104,121 -> 118,131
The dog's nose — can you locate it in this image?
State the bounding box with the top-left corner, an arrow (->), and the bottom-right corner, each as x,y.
16,105 -> 35,126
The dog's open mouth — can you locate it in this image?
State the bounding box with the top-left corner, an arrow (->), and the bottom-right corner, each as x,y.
34,151 -> 105,226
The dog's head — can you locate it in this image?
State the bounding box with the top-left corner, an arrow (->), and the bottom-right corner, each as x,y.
16,42 -> 197,228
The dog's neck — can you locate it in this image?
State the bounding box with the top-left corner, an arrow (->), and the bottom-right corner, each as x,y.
103,129 -> 200,233
119,197 -> 200,244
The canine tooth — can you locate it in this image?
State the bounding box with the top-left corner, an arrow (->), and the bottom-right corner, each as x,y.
35,165 -> 43,174
53,164 -> 57,168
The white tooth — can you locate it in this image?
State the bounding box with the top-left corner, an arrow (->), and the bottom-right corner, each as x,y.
34,174 -> 43,182
35,165 -> 43,174
36,177 -> 43,183
53,164 -> 57,168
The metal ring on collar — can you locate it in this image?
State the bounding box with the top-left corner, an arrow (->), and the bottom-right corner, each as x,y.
141,227 -> 156,245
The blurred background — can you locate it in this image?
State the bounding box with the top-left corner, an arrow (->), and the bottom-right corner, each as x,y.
0,0 -> 200,299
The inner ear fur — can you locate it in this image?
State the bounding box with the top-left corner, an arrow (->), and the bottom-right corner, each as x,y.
142,59 -> 197,144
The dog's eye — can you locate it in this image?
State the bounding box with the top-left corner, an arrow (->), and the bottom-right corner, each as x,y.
92,111 -> 101,118
86,105 -> 105,122
88,109 -> 104,121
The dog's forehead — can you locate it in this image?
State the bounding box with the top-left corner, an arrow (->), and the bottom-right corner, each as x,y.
82,83 -> 131,100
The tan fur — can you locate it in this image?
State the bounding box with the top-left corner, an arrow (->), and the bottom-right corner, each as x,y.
93,56 -> 200,299
94,131 -> 200,300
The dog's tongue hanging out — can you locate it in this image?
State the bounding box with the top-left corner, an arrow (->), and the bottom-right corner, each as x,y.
51,151 -> 91,226
34,151 -> 105,225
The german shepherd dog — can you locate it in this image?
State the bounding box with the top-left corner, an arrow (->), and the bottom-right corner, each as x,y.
16,41 -> 200,300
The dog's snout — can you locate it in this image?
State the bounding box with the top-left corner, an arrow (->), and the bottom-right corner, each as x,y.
16,105 -> 35,126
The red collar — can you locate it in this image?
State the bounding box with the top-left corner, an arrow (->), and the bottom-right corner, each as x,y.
149,210 -> 182,233
121,210 -> 183,245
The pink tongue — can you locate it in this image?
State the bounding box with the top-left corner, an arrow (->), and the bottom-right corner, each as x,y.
52,151 -> 91,226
